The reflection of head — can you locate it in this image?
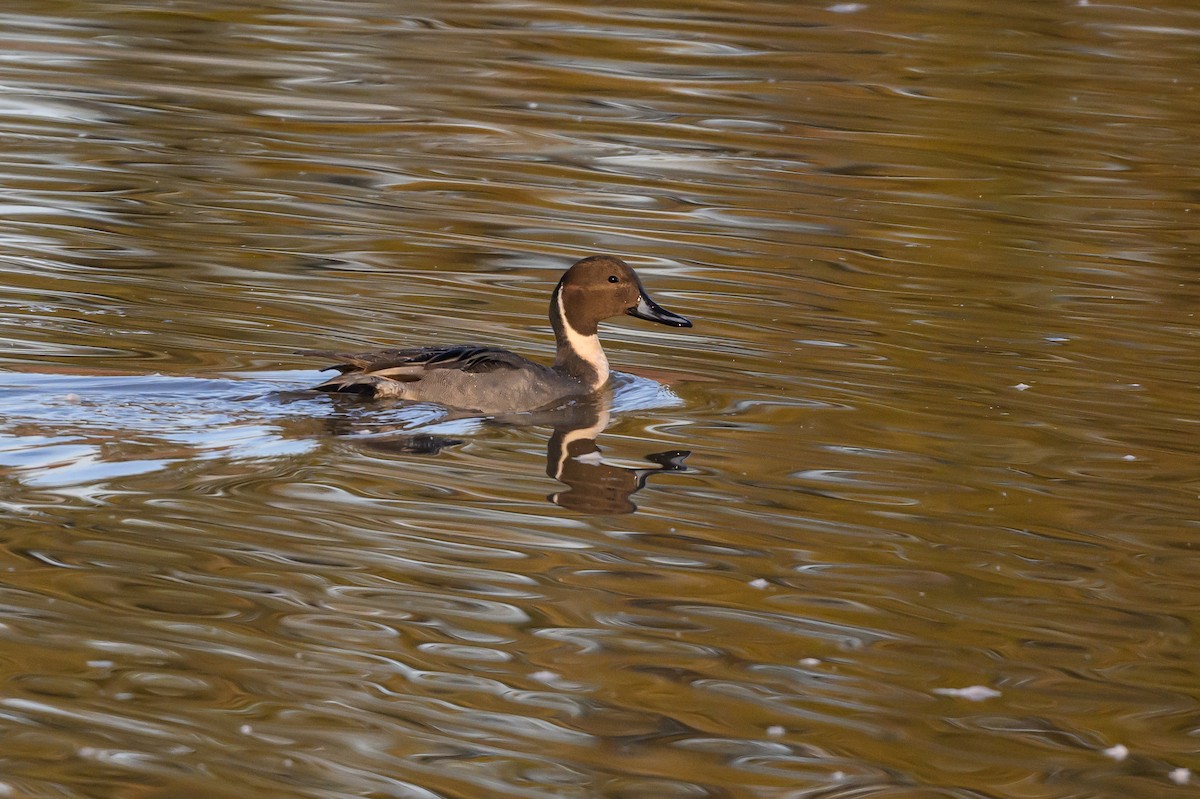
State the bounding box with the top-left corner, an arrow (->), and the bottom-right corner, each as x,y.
546,402 -> 690,515
549,433 -> 641,514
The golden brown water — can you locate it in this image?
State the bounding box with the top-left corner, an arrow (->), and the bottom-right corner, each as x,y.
1,1 -> 1198,797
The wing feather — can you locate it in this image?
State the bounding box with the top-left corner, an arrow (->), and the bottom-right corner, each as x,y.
298,345 -> 534,378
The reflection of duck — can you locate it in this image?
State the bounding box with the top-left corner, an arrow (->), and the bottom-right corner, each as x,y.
299,255 -> 691,414
343,392 -> 689,515
544,398 -> 689,515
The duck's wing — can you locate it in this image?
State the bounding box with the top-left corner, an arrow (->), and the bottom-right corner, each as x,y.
414,345 -> 538,373
297,345 -> 544,398
299,344 -> 535,376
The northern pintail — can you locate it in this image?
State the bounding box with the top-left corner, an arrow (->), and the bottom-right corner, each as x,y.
299,255 -> 692,414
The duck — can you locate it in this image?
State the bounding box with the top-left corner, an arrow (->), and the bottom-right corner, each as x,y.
298,255 -> 692,414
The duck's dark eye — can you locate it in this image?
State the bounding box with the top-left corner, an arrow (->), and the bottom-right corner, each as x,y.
608,275 -> 619,283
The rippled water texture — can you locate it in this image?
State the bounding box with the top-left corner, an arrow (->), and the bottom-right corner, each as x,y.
0,1 -> 1198,797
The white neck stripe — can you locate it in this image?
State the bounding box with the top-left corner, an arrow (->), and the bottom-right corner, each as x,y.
556,289 -> 609,388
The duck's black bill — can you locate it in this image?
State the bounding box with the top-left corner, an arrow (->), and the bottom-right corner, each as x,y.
627,294 -> 692,328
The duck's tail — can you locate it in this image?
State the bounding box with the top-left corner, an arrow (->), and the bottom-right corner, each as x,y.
297,350 -> 416,399
312,372 -> 414,398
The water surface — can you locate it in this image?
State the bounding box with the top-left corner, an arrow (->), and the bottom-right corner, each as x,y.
1,1 -> 1198,797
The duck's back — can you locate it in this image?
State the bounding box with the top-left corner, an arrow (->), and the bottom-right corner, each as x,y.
300,344 -> 580,414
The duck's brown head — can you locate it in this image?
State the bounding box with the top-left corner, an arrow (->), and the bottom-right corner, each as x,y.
554,255 -> 692,336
